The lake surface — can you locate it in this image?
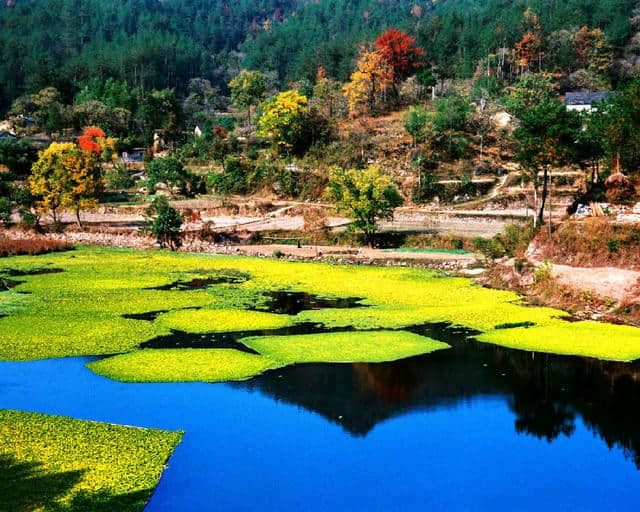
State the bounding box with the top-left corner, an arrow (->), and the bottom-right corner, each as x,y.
2,332 -> 640,511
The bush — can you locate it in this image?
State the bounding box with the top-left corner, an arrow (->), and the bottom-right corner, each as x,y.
205,116 -> 235,134
208,156 -> 257,195
145,196 -> 182,250
533,261 -> 553,284
604,172 -> 636,205
104,164 -> 135,190
146,155 -> 196,196
607,239 -> 619,253
0,197 -> 12,226
403,106 -> 430,145
0,138 -> 38,176
177,136 -> 213,164
0,234 -> 72,257
472,222 -> 536,260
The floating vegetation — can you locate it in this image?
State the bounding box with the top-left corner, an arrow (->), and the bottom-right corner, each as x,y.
154,309 -> 293,334
241,331 -> 450,364
1,246 -> 640,368
88,349 -> 282,383
0,409 -> 182,512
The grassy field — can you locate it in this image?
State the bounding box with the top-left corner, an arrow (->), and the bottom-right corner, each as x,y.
1,246 -> 640,383
0,409 -> 182,512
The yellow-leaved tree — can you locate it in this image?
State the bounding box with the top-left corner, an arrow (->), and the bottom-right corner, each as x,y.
326,165 -> 403,247
29,142 -> 102,228
257,90 -> 308,153
342,47 -> 392,116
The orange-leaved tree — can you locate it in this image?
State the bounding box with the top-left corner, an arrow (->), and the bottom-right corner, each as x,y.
515,33 -> 542,73
343,47 -> 392,115
374,29 -> 425,97
78,126 -> 105,155
78,126 -> 117,161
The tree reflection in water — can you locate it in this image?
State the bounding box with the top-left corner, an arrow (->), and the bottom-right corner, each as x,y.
234,330 -> 640,468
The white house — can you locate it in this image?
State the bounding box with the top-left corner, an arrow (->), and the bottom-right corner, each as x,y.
564,92 -> 611,113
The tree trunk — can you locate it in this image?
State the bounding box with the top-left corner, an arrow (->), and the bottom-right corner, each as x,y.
533,187 -> 538,228
547,168 -> 552,236
364,229 -> 376,248
51,207 -> 60,232
75,205 -> 82,227
538,167 -> 549,226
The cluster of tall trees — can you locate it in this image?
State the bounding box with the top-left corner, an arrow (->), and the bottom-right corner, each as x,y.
1,0 -> 636,115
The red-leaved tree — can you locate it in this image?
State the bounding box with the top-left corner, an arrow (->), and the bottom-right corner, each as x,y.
78,126 -> 105,155
375,29 -> 425,96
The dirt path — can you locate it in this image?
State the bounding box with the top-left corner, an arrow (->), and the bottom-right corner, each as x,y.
528,258 -> 640,303
19,204 -> 520,239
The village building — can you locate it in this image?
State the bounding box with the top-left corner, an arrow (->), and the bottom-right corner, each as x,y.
564,91 -> 611,112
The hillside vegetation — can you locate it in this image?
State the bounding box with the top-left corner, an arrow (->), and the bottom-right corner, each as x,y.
0,0 -> 636,111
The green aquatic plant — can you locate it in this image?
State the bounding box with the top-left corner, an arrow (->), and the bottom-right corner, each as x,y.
0,409 -> 182,512
155,308 -> 292,334
477,321 -> 640,362
1,246 -> 640,369
241,331 -> 450,364
88,349 -> 282,383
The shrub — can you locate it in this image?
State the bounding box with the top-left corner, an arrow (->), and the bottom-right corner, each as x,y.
403,106 -> 430,145
146,155 -> 196,196
0,234 -> 73,257
533,261 -> 553,284
604,172 -> 636,205
145,196 -> 182,250
0,197 -> 11,226
208,156 -> 256,195
104,164 -> 135,190
607,239 -> 619,253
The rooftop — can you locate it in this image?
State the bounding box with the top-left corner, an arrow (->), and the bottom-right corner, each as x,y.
565,91 -> 611,106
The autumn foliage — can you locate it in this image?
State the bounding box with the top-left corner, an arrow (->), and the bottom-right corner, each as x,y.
0,233 -> 72,257
78,126 -> 105,155
375,29 -> 425,89
515,33 -> 542,71
343,47 -> 392,115
29,142 -> 103,227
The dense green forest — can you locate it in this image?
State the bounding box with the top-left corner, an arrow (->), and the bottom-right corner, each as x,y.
0,0 -> 636,114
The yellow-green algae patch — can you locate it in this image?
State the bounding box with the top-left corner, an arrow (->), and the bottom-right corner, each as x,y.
88,349 -> 282,383
0,409 -> 182,512
241,331 -> 450,363
155,308 -> 292,334
477,321 -> 640,362
2,245 -> 640,364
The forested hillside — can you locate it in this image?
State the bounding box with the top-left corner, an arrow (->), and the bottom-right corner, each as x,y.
243,0 -> 635,83
0,0 -> 636,113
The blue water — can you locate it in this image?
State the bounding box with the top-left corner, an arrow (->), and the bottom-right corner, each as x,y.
2,340 -> 640,511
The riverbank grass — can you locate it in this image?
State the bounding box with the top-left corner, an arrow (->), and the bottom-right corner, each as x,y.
0,409 -> 182,512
